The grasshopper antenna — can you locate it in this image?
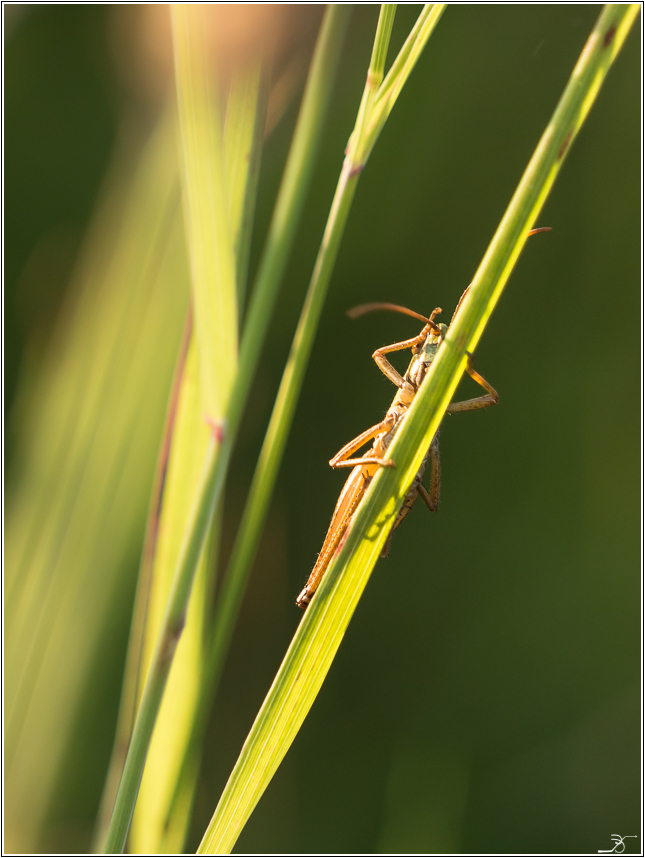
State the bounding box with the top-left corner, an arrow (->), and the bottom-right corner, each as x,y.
450,226 -> 552,323
347,303 -> 441,328
527,226 -> 552,236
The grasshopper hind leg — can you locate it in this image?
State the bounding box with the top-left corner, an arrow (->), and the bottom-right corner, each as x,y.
381,432 -> 440,558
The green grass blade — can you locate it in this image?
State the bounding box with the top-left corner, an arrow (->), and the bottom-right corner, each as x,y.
172,3 -> 238,420
223,62 -> 267,307
345,5 -> 397,164
365,4 -> 446,157
102,434 -> 219,854
97,56 -> 265,851
370,5 -> 397,76
102,4 -> 243,849
196,5 -> 638,853
204,161 -> 360,704
374,4 -> 443,108
127,336 -> 213,853
127,57 -> 268,851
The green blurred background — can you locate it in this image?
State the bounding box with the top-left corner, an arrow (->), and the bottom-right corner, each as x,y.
5,5 -> 640,854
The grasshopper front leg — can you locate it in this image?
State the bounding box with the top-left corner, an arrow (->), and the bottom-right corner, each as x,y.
371,329 -> 430,389
329,413 -> 397,469
330,327 -> 432,469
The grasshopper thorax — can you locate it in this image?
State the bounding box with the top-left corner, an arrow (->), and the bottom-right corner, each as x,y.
407,321 -> 448,388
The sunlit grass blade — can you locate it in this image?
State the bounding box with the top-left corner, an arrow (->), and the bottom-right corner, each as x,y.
343,4 -> 446,167
224,61 -> 267,307
5,111 -> 188,853
102,4 -> 242,850
127,337 -> 213,853
172,4 -> 238,420
196,5 -> 638,853
127,61 -> 266,853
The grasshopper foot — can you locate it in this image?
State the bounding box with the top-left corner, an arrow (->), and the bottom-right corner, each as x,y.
296,587 -> 312,610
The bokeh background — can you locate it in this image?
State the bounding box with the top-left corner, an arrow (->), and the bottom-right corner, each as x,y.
5,5 -> 640,854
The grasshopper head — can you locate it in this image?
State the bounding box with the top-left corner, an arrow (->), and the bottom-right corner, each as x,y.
418,320 -> 447,362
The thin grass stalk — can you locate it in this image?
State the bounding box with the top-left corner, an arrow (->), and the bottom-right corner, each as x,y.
370,4 -> 397,73
196,5 -> 638,853
103,438 -> 220,853
375,3 -> 431,94
368,4 -> 446,145
234,5 -> 352,403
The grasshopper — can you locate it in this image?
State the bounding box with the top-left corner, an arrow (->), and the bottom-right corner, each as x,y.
296,228 -> 550,610
295,298 -> 496,608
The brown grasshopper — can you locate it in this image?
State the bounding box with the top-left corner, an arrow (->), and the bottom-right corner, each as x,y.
296,228 -> 550,609
296,298 -> 497,609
